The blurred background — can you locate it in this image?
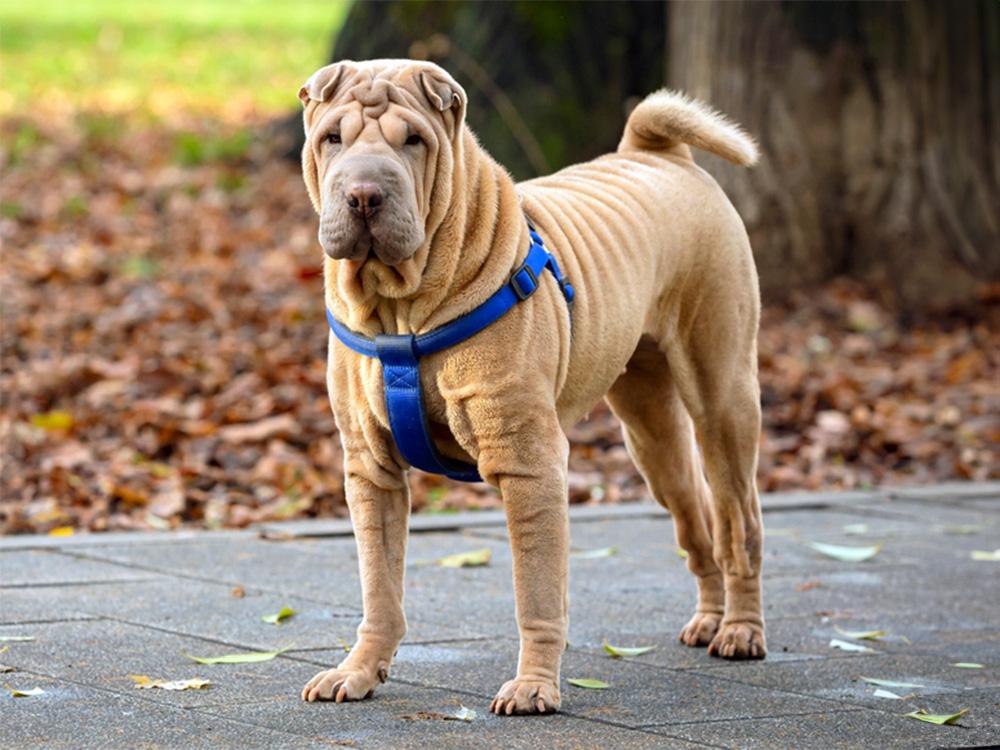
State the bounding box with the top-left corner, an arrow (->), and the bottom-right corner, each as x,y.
1,0 -> 997,534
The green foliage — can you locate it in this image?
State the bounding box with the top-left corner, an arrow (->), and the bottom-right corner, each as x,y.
0,0 -> 349,114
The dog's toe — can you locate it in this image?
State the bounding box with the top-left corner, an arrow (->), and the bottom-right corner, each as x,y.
301,667 -> 381,703
679,611 -> 722,647
490,678 -> 560,715
707,621 -> 766,660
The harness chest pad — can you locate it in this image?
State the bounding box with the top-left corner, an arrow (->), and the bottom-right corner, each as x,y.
325,226 -> 573,482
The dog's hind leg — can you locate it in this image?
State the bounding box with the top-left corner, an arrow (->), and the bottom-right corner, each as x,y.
659,266 -> 766,660
606,336 -> 725,647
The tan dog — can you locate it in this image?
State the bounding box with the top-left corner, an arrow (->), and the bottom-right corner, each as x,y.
298,59 -> 765,715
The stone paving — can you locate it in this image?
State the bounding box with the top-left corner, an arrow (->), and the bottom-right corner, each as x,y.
1,483 -> 999,749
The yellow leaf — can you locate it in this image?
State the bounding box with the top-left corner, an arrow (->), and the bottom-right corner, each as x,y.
261,607 -> 297,625
906,708 -> 969,725
437,548 -> 491,568
48,526 -> 74,537
4,684 -> 44,697
567,677 -> 610,689
30,411 -> 74,431
603,640 -> 656,658
184,647 -> 290,664
971,549 -> 1000,561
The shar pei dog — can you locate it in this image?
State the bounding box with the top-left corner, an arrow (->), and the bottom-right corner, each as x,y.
298,59 -> 765,715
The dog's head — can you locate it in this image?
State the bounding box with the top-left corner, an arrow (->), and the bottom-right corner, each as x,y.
299,60 -> 466,267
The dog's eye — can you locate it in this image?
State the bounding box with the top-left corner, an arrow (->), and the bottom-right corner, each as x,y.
405,134 -> 422,146
325,132 -> 342,146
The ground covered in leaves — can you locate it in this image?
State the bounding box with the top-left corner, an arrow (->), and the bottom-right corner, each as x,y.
2,114 -> 998,534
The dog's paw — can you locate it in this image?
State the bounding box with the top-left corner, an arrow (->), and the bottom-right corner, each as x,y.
679,611 -> 722,647
489,678 -> 560,715
301,664 -> 387,703
707,620 -> 766,659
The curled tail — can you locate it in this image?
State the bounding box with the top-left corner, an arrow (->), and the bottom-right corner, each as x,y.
619,89 -> 759,167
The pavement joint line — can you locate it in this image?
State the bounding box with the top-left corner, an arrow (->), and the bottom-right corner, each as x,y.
681,665 -> 988,717
92,613 -> 307,654
637,706 -> 867,729
367,678 -> 731,747
45,547 -> 363,609
0,578 -> 162,589
0,616 -> 97,627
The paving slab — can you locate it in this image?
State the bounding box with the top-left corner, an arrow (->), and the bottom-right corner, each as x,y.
651,707 -> 996,750
0,620 -> 321,710
0,673 -> 341,749
0,549 -> 160,587
199,682 -> 715,750
2,483 -> 998,750
298,639 -> 840,729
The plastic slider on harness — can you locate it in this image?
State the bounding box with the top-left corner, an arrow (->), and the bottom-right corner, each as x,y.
325,222 -> 574,482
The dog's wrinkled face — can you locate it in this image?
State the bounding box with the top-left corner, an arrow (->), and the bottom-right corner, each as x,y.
299,60 -> 465,267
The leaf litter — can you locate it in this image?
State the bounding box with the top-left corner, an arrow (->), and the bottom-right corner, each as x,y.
1,114 -> 997,535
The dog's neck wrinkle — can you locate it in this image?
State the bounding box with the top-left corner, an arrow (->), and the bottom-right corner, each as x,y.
326,129 -> 525,338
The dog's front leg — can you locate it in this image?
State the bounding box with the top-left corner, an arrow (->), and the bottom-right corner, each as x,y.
302,467 -> 409,703
484,422 -> 569,715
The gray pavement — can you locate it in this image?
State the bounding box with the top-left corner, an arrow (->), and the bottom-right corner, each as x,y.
2,483 -> 999,749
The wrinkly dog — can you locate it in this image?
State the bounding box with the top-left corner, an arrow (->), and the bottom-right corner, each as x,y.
298,59 -> 765,715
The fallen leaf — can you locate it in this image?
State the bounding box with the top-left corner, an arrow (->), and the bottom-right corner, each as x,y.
834,627 -> 888,641
231,586 -> 246,598
829,638 -> 875,653
130,675 -> 211,690
906,708 -> 969,725
30,411 -> 73,431
860,676 -> 926,689
873,688 -> 906,699
971,549 -> 1000,561
437,548 -> 491,568
47,526 -> 74,537
402,711 -> 450,721
675,547 -> 688,559
184,647 -> 290,664
808,541 -> 881,562
451,705 -> 476,722
570,546 -> 617,559
842,523 -> 870,535
0,636 -> 35,643
952,663 -> 984,669
942,525 -> 981,535
567,677 -> 610,689
4,685 -> 44,697
218,414 -> 298,444
603,640 -> 656,658
795,579 -> 822,592
0,646 -> 7,655
261,607 -> 297,625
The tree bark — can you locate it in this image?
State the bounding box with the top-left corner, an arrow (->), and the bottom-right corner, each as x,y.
668,0 -> 1000,311
293,0 -> 999,311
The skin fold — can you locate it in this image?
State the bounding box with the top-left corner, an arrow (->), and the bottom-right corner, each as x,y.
297,60 -> 766,715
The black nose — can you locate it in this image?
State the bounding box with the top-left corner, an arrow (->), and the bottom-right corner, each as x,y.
346,183 -> 383,218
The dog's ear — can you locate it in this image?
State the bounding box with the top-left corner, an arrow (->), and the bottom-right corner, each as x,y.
420,69 -> 466,127
299,63 -> 347,106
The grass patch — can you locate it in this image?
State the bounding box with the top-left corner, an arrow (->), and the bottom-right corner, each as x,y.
0,0 -> 349,116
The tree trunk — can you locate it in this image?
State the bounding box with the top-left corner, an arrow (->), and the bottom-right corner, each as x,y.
668,0 -> 1000,311
291,0 -> 999,312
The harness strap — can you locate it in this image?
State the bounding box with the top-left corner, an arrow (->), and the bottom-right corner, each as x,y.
326,227 -> 573,482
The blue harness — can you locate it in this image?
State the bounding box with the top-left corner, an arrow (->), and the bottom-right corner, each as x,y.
326,225 -> 574,482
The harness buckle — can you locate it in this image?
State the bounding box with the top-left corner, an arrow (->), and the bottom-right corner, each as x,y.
509,263 -> 539,300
